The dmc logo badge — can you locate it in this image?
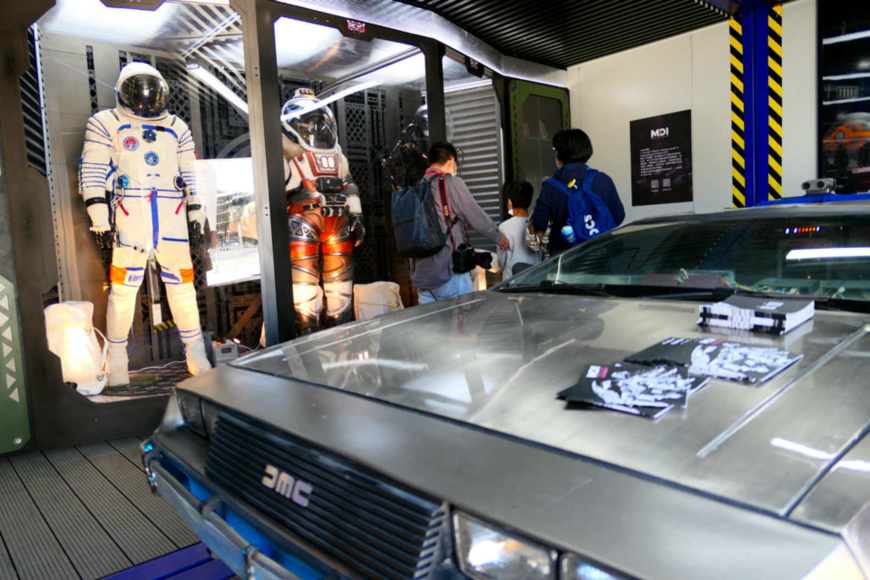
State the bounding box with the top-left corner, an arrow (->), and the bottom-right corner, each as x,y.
261,464 -> 312,507
651,128 -> 669,138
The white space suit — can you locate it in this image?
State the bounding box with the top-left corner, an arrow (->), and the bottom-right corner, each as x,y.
80,62 -> 211,385
282,89 -> 364,334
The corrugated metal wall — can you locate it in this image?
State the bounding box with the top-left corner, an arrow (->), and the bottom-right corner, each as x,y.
446,83 -> 503,252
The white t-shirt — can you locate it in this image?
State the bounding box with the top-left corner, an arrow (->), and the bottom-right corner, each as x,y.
497,216 -> 541,279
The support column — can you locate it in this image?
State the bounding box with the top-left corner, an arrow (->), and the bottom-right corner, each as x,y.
424,42 -> 447,144
730,15 -> 748,208
232,0 -> 296,346
768,5 -> 784,201
0,0 -> 55,452
732,3 -> 784,207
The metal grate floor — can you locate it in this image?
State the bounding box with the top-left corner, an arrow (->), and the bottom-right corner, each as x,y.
0,438 -> 235,580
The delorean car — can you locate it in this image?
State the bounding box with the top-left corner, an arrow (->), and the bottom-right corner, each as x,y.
143,199 -> 870,580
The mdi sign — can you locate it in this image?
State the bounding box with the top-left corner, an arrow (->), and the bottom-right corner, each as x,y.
630,110 -> 693,206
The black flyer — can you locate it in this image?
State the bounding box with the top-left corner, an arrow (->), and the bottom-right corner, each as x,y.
557,362 -> 710,419
630,110 -> 693,206
626,337 -> 802,384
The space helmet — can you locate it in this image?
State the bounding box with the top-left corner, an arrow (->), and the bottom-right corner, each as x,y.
280,88 -> 338,152
115,62 -> 169,118
410,104 -> 454,144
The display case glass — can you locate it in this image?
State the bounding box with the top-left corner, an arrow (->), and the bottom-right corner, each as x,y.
271,14 -> 427,333
37,0 -> 256,397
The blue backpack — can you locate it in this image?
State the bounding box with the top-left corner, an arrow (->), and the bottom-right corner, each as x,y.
392,176 -> 447,259
545,168 -> 617,246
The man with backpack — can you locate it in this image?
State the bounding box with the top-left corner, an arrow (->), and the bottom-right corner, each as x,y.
529,129 -> 625,255
410,142 -> 509,304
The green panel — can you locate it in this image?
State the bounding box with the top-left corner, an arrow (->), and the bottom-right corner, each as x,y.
0,274 -> 29,453
508,80 -> 571,182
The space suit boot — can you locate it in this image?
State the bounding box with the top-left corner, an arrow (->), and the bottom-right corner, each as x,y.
182,337 -> 211,376
106,344 -> 130,387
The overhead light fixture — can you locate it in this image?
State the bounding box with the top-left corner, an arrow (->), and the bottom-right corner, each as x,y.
823,96 -> 870,106
824,30 -> 870,45
42,0 -> 175,45
786,247 -> 870,260
100,0 -> 165,9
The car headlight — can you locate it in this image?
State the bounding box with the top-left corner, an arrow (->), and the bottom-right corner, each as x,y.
176,390 -> 221,439
560,554 -> 629,580
454,511 -> 556,580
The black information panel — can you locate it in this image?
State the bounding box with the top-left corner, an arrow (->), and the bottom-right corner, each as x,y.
630,109 -> 693,206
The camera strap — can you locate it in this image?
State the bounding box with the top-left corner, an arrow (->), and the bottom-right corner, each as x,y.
437,174 -> 469,251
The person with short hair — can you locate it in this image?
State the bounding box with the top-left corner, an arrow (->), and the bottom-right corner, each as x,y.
411,142 -> 510,304
530,128 -> 625,255
498,181 -> 541,279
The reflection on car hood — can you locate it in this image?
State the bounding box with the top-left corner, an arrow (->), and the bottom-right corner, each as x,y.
234,291 -> 870,515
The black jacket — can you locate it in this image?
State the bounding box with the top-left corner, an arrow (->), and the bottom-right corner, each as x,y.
530,162 -> 625,255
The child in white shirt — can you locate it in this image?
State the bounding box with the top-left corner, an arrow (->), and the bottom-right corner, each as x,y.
498,181 -> 542,279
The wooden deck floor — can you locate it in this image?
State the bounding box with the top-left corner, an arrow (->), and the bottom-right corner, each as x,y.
0,438 -> 232,580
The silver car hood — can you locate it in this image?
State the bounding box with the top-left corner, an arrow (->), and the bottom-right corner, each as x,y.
234,291 -> 870,517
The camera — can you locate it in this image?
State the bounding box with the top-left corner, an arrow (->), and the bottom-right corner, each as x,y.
453,243 -> 492,273
801,178 -> 837,195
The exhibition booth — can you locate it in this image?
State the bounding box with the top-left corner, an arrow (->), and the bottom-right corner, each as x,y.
0,0 -> 570,451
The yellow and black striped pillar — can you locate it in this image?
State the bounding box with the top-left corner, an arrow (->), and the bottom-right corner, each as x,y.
768,5 -> 784,200
730,16 -> 746,208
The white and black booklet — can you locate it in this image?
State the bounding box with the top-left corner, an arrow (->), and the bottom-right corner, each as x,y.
626,337 -> 802,384
557,362 -> 710,419
698,295 -> 814,335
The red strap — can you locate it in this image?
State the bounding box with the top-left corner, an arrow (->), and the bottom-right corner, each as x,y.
436,174 -> 469,251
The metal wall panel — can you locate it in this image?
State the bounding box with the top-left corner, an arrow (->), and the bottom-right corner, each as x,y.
446,83 -> 503,252
20,25 -> 48,178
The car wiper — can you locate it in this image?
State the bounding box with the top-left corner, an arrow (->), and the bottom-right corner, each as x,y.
644,287 -> 870,313
498,281 -> 614,297
644,287 -> 763,301
643,286 -> 744,300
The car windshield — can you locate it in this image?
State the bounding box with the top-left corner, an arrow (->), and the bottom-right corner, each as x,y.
502,213 -> 870,307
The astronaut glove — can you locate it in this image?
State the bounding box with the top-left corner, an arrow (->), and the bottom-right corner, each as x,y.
87,203 -> 111,232
349,214 -> 365,247
187,196 -> 207,246
85,203 -> 114,249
